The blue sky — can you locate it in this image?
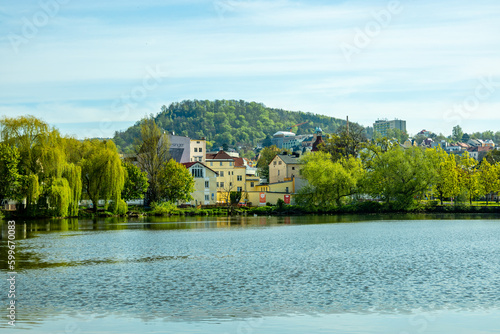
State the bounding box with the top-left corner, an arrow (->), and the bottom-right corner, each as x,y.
1,0 -> 500,139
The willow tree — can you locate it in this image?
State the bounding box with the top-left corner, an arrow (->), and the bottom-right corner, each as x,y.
48,178 -> 71,217
135,118 -> 170,204
0,143 -> 20,201
63,163 -> 82,216
80,139 -> 125,213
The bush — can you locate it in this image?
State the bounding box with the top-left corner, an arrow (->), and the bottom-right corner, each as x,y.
150,201 -> 177,215
115,199 -> 128,216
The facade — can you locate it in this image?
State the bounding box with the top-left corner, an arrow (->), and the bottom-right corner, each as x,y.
182,162 -> 218,206
271,131 -> 296,149
190,139 -> 206,163
269,153 -> 302,184
169,135 -> 206,163
206,150 -> 242,203
373,119 -> 406,138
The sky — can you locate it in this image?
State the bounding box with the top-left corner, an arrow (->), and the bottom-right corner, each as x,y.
1,0 -> 500,139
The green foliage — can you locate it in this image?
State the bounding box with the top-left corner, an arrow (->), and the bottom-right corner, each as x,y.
136,118 -> 170,204
48,177 -> 72,217
0,143 -> 20,200
113,100 -> 347,151
150,201 -> 177,215
478,159 -> 500,204
121,161 -> 148,201
363,147 -> 436,210
320,123 -> 368,161
230,191 -> 242,205
298,151 -> 364,208
158,159 -> 195,203
63,163 -> 82,217
427,148 -> 461,205
458,151 -> 481,205
80,139 -> 125,213
115,199 -> 128,215
452,125 -> 464,142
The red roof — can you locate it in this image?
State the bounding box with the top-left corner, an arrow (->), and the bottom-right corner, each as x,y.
206,150 -> 234,160
233,157 -> 245,167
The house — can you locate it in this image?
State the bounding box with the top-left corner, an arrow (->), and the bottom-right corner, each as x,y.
269,153 -> 303,184
169,134 -> 207,163
484,140 -> 495,148
467,139 -> 484,148
182,162 -> 218,206
467,146 -> 492,161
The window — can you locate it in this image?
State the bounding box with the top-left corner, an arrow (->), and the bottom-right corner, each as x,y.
273,161 -> 277,166
210,162 -> 213,167
237,187 -> 242,192
191,166 -> 203,178
220,171 -> 224,177
229,161 -> 232,166
199,148 -> 202,152
278,161 -> 282,165
292,167 -> 295,170
217,182 -> 219,187
205,195 -> 209,201
229,182 -> 232,187
205,181 -> 209,188
250,182 -> 254,187
237,175 -> 242,181
278,170 -> 280,176
220,162 -> 223,166
220,182 -> 224,188
286,187 -> 289,193
194,148 -> 198,152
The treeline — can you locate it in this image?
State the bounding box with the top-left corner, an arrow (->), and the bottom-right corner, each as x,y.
297,134 -> 500,211
0,116 -> 194,218
113,99 -> 349,152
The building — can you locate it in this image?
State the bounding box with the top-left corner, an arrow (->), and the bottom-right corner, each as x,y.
182,162 -> 218,206
271,131 -> 296,149
373,119 -> 406,138
269,153 -> 303,184
169,134 -> 206,163
205,150 -> 247,203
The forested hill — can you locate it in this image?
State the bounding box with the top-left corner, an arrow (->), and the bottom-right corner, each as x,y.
113,99 -> 349,152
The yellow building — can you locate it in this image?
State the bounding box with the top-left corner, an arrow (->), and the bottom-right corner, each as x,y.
269,153 -> 302,184
182,162 -> 218,206
190,139 -> 206,163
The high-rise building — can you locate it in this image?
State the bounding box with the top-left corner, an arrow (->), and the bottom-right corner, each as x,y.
373,119 -> 406,137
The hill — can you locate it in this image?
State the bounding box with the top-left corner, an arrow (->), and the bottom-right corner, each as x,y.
113,99 -> 350,152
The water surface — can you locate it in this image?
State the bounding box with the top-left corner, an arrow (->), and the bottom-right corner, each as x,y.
1,214 -> 499,333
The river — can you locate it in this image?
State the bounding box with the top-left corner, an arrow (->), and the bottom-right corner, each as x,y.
1,214 -> 499,333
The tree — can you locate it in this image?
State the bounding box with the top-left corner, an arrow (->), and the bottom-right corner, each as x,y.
0,144 -> 20,201
364,147 -> 435,210
452,125 -> 464,142
458,151 -> 481,205
321,123 -> 367,161
158,159 -> 194,203
256,145 -> 281,180
478,159 -> 500,205
297,151 -> 364,207
121,161 -> 149,201
136,118 -> 170,204
427,148 -> 460,205
80,139 -> 125,213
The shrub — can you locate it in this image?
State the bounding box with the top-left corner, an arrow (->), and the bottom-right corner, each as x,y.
151,201 -> 177,215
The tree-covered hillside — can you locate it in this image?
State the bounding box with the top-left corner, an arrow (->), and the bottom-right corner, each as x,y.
113,99 -> 349,152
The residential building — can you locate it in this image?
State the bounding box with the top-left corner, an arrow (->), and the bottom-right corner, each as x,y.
467,146 -> 492,161
269,153 -> 303,184
373,119 -> 406,137
169,134 -> 206,163
182,162 -> 218,206
190,139 -> 206,163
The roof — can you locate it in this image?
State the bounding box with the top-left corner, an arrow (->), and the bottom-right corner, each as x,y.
181,162 -> 219,176
233,157 -> 245,167
275,154 -> 302,165
206,150 -> 234,160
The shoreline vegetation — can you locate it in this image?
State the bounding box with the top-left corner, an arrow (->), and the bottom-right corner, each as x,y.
3,200 -> 500,221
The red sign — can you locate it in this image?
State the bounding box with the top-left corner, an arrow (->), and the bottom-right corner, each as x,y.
284,195 -> 291,204
259,192 -> 266,204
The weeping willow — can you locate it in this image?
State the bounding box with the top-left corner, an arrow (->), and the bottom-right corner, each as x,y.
81,140 -> 125,214
63,163 -> 82,217
24,174 -> 40,213
48,177 -> 71,217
